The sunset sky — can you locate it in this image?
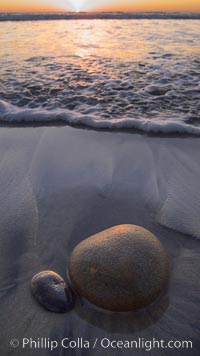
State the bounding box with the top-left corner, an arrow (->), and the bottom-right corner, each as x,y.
0,0 -> 199,13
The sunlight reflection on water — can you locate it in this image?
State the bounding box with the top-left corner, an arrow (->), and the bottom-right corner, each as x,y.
0,19 -> 200,133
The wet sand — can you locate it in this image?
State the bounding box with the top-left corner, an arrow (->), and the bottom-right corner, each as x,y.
0,126 -> 199,355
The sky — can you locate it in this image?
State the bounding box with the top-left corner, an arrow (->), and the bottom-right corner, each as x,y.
0,0 -> 199,13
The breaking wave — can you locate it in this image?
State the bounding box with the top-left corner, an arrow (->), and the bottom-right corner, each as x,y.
0,19 -> 200,135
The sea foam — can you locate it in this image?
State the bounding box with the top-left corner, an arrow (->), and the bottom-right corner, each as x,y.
1,99 -> 200,135
0,19 -> 199,135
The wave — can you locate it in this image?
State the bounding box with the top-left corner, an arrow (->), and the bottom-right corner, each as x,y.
1,100 -> 200,135
0,12 -> 200,22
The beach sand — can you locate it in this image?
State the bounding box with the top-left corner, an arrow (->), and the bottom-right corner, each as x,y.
0,126 -> 199,355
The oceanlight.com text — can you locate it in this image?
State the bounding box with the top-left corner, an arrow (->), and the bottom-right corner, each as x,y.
10,337 -> 193,352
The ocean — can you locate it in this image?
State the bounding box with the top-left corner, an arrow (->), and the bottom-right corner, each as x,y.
0,17 -> 200,134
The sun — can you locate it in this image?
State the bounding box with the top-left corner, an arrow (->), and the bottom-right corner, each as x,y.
64,0 -> 89,12
73,0 -> 86,12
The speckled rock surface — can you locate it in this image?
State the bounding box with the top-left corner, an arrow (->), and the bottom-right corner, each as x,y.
31,271 -> 73,313
68,224 -> 169,312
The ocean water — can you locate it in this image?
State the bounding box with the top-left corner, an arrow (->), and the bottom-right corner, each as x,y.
0,18 -> 200,134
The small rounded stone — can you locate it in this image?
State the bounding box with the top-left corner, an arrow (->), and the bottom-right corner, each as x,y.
31,271 -> 73,313
68,224 -> 169,312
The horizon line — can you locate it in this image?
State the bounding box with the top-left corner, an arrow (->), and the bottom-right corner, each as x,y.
1,10 -> 200,13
